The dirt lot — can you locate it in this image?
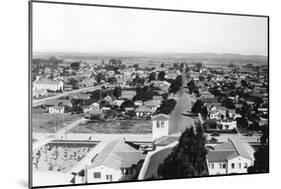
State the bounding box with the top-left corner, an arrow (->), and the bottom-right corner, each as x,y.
32,111 -> 82,133
69,120 -> 152,134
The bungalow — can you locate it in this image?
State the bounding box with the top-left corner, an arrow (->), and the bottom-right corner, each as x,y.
165,72 -> 177,80
120,90 -> 136,100
201,91 -> 217,103
114,99 -> 124,107
135,106 -> 153,118
33,89 -> 47,98
134,100 -> 143,106
81,139 -> 145,183
48,106 -> 65,114
152,95 -> 163,104
217,119 -> 237,130
144,100 -> 160,113
83,103 -> 100,114
33,79 -> 64,92
207,140 -> 254,175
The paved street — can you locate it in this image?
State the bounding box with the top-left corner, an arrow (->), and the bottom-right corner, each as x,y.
168,69 -> 195,134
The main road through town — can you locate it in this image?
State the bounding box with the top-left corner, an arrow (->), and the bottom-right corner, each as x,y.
168,68 -> 195,135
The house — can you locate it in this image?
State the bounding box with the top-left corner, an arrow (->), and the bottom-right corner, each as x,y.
207,140 -> 254,175
165,72 -> 178,80
152,95 -> 163,104
81,139 -> 145,183
33,89 -> 47,98
135,106 -> 153,118
208,104 -> 235,120
83,103 -> 100,114
200,91 -> 217,103
120,90 -> 136,100
152,114 -> 170,140
217,119 -> 237,130
144,100 -> 160,113
33,79 -> 64,92
134,100 -> 143,106
48,106 -> 65,114
114,99 -> 124,107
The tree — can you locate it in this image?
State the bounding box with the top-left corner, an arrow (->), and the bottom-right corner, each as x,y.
133,64 -> 139,70
169,75 -> 183,94
68,78 -> 79,89
173,63 -> 179,70
70,62 -> 80,71
156,99 -> 177,115
113,86 -> 122,99
248,125 -> 269,173
120,100 -> 134,111
107,77 -> 117,84
132,75 -> 145,86
158,71 -> 166,81
195,63 -> 203,70
149,72 -> 157,82
221,98 -> 235,109
96,73 -> 106,83
191,100 -> 205,114
157,125 -> 208,179
133,86 -> 153,102
157,100 -> 174,114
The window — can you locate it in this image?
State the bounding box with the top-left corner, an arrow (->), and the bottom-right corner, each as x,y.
244,163 -> 248,168
238,163 -> 242,169
122,168 -> 129,175
106,174 -> 113,181
231,163 -> 235,169
161,121 -> 164,128
220,163 -> 226,169
156,121 -> 160,128
93,172 -> 101,179
210,163 -> 214,169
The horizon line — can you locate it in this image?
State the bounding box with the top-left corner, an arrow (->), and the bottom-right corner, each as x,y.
33,51 -> 268,57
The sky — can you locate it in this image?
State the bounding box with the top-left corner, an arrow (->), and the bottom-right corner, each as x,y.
33,2 -> 268,56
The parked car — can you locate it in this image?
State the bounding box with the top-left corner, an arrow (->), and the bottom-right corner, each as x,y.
245,131 -> 253,136
210,137 -> 218,143
211,132 -> 220,137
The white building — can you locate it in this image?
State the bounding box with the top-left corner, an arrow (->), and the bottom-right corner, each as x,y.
217,120 -> 237,130
152,114 -> 170,140
80,139 -> 145,183
207,140 -> 254,175
33,79 -> 64,92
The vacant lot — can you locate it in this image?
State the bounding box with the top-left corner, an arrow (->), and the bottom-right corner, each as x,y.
69,120 -> 152,134
32,111 -> 82,133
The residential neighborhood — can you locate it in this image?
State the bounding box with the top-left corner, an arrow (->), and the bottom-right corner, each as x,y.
32,55 -> 269,186
30,3 -> 268,188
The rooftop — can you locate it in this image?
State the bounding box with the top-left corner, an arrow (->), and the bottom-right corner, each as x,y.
87,139 -> 145,170
152,114 -> 169,121
207,140 -> 252,163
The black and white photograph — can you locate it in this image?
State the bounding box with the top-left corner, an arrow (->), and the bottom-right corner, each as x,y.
29,1 -> 269,188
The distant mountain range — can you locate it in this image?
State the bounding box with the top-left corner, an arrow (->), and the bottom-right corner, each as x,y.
33,51 -> 268,64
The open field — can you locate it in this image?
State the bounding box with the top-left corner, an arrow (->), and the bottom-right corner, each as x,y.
69,120 -> 152,134
32,112 -> 83,133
